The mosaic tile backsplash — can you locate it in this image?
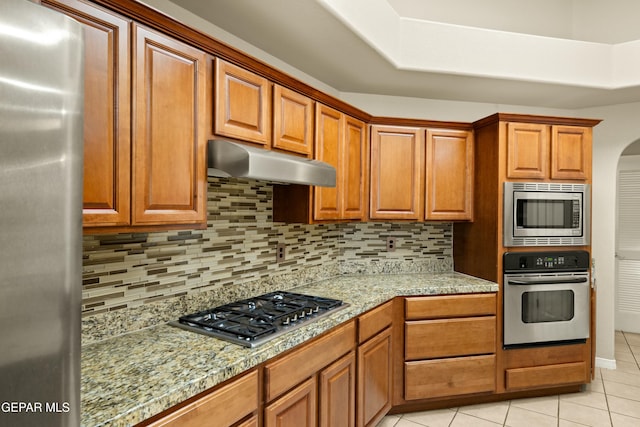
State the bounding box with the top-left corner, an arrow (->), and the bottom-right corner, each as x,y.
82,178 -> 452,343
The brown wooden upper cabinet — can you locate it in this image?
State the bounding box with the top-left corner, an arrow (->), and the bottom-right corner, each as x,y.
214,59 -> 272,147
44,0 -> 208,231
131,25 -> 208,226
507,122 -> 592,181
43,0 -> 131,228
425,128 -> 474,221
273,105 -> 367,223
273,85 -> 314,157
314,104 -> 367,221
370,125 -> 473,221
370,126 -> 424,221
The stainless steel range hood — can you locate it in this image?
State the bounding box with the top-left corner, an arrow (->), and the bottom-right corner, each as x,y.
207,139 -> 336,187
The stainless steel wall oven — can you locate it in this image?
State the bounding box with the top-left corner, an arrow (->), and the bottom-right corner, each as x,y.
503,251 -> 591,348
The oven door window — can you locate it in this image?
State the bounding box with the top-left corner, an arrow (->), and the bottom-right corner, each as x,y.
521,290 -> 574,323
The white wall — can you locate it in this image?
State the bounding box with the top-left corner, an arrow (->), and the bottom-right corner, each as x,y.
578,102 -> 640,364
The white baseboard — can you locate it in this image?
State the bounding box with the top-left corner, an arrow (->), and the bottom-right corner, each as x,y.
595,357 -> 617,370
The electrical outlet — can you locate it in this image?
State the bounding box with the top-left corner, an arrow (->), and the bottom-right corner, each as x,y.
386,237 -> 396,252
276,243 -> 286,262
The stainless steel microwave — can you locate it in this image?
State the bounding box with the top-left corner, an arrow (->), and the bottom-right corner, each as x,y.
503,182 -> 590,247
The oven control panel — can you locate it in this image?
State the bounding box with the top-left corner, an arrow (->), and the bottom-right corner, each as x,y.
503,250 -> 590,273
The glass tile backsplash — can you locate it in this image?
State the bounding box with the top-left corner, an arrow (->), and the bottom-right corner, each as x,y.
82,178 -> 452,342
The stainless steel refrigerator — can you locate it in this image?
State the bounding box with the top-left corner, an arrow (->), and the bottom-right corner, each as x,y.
0,0 -> 83,426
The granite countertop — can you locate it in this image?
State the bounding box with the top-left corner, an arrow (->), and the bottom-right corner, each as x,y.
81,272 -> 498,427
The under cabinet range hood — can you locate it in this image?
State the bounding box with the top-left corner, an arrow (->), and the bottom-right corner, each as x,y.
207,140 -> 336,187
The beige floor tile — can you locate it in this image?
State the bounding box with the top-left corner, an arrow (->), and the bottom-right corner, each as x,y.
586,378 -> 606,393
458,400 -> 509,424
559,400 -> 612,426
450,412 -> 502,427
559,420 -> 593,427
395,419 -> 424,427
614,350 -> 636,363
601,369 -> 640,387
594,368 -> 603,379
611,412 -> 640,427
377,415 -> 401,427
505,406 -> 558,427
560,390 -> 608,410
604,380 -> 640,402
608,395 -> 640,419
401,408 -> 457,427
611,360 -> 640,375
510,395 -> 559,417
623,333 -> 640,347
628,344 -> 640,357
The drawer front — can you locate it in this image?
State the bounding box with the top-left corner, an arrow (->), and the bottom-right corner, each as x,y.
405,317 -> 496,360
405,293 -> 496,320
358,300 -> 393,344
265,321 -> 356,402
506,362 -> 588,391
148,370 -> 258,427
404,355 -> 496,400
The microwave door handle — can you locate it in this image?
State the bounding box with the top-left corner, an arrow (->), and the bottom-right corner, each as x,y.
507,277 -> 589,286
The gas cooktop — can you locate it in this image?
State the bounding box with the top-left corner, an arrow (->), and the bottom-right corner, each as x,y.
169,291 -> 348,348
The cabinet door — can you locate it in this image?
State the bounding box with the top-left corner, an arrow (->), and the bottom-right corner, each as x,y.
265,377 -> 317,427
357,328 -> 392,427
551,126 -> 592,181
370,126 -> 424,220
319,352 -> 356,427
273,85 -> 313,156
43,0 -> 131,227
425,129 -> 473,220
342,117 -> 367,220
132,25 -> 207,225
313,104 -> 342,221
215,60 -> 272,146
506,122 -> 548,180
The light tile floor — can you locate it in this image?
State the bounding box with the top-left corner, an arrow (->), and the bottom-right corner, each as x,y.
378,331 -> 640,427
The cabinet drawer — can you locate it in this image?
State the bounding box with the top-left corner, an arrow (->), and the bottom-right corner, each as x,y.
147,370 -> 258,427
405,293 -> 496,320
358,301 -> 393,344
265,321 -> 356,402
405,355 -> 496,400
405,316 -> 496,360
506,362 -> 588,391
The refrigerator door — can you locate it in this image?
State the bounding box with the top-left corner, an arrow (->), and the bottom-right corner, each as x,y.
0,0 -> 83,426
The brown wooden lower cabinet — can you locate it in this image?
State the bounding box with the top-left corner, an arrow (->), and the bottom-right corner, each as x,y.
505,361 -> 588,391
264,377 -> 317,427
358,327 -> 392,427
320,351 -> 356,427
139,296 -> 595,427
145,370 -> 258,427
404,316 -> 496,360
404,355 -> 496,400
236,416 -> 259,427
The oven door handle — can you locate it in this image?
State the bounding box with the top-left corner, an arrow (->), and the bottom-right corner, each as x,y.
507,277 -> 588,286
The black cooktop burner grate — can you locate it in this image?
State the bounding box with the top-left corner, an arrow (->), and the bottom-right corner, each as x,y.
171,291 -> 347,347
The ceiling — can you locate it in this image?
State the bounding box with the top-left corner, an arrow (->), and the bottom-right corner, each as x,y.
168,0 -> 640,109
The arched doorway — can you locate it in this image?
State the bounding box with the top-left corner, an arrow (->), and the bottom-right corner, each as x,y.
615,139 -> 640,333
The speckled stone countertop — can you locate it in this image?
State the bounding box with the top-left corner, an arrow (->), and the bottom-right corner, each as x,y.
81,272 -> 497,427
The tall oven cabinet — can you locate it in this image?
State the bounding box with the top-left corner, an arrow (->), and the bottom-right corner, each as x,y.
453,113 -> 601,395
